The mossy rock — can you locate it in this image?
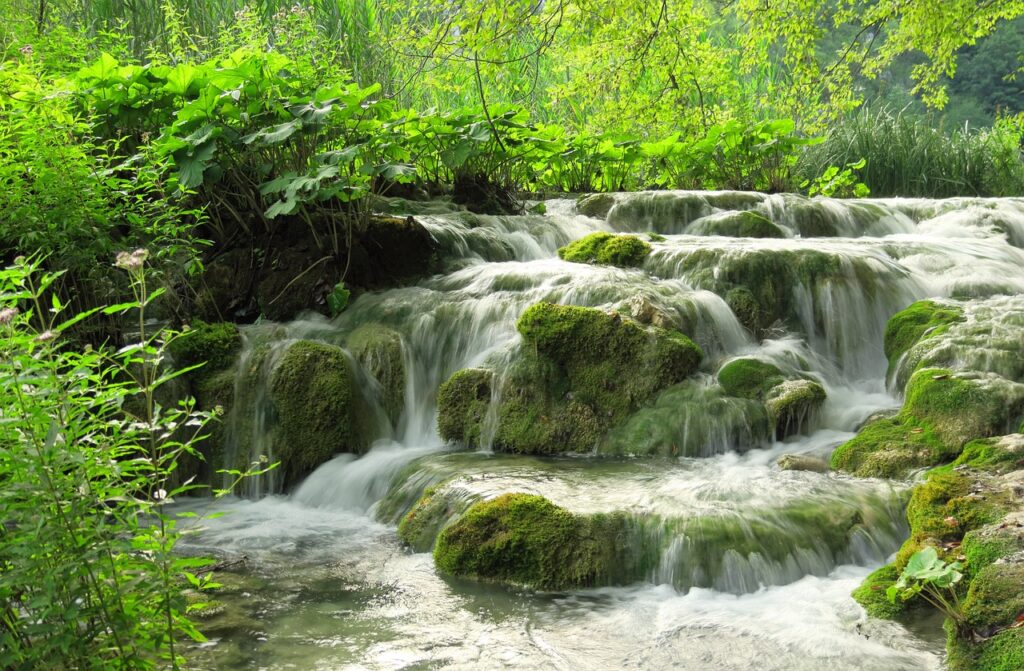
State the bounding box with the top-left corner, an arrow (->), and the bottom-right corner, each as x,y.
516,302 -> 702,425
852,564 -> 919,620
170,320 -> 242,373
347,323 -> 406,427
766,379 -> 826,437
269,340 -> 371,486
953,435 -> 1024,474
433,493 -> 631,589
600,380 -> 771,457
883,300 -> 964,375
441,303 -> 703,454
688,211 -> 786,238
962,512 -> 1024,577
717,358 -> 785,400
904,369 -> 1024,448
963,558 -> 1024,633
558,232 -> 652,268
437,368 -> 493,446
725,287 -> 773,338
397,486 -> 471,553
832,369 -> 1023,479
830,415 -> 953,479
576,193 -> 616,219
947,626 -> 1024,671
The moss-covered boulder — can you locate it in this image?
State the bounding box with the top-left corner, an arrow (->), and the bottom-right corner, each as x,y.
688,211 -> 786,238
437,368 -> 493,446
397,486 -> 471,553
883,300 -> 964,376
170,320 -> 242,373
557,232 -> 652,267
947,628 -> 1024,671
269,340 -> 371,486
517,302 -> 701,406
717,358 -> 785,399
831,369 -> 1024,479
433,493 -> 631,589
347,323 -> 406,427
766,379 -> 826,436
953,435 -> 1024,474
962,557 -> 1024,634
439,303 -> 703,454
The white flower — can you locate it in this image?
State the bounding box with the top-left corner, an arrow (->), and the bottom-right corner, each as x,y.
0,307 -> 18,325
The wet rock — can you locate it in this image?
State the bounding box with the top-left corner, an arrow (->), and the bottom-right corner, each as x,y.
437,369 -> 493,446
687,210 -> 787,238
347,323 -> 406,428
576,193 -> 617,219
433,493 -> 631,589
269,340 -> 372,486
777,454 -> 830,473
625,294 -> 679,331
438,303 -> 702,454
766,379 -> 826,437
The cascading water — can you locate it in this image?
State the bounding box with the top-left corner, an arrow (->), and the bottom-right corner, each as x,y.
176,192 -> 1024,670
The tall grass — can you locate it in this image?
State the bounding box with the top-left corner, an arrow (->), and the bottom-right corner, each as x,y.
798,107 -> 1024,198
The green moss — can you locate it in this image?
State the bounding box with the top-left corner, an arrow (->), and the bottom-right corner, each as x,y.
597,235 -> 652,266
433,493 -> 631,589
689,211 -> 786,238
347,323 -> 406,427
953,435 -> 1024,473
516,302 -> 702,424
437,368 -> 493,445
947,628 -> 1024,671
963,525 -> 1024,577
269,340 -> 370,485
725,287 -> 771,337
852,564 -> 918,620
963,561 -> 1024,631
717,358 -> 785,400
883,300 -> 964,371
830,415 -> 955,478
558,232 -> 651,267
170,320 -> 242,373
904,368 -> 1017,447
397,486 -> 470,553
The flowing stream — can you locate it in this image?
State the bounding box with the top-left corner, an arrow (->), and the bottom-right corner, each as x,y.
176,192 -> 1024,670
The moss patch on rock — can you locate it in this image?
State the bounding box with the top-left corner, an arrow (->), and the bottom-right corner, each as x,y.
347,323 -> 406,427
765,379 -> 826,436
170,320 -> 242,373
953,435 -> 1024,474
558,232 -> 652,267
437,368 -> 493,446
269,340 -> 371,486
397,485 -> 471,553
433,493 -> 631,589
439,303 -> 703,454
852,564 -> 919,620
831,369 -> 1023,479
717,358 -> 785,400
963,559 -> 1024,633
883,300 -> 964,374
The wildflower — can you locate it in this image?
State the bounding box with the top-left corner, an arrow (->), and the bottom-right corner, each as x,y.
115,248 -> 149,271
153,489 -> 167,501
0,307 -> 18,325
35,330 -> 57,343
19,44 -> 33,57
214,404 -> 225,416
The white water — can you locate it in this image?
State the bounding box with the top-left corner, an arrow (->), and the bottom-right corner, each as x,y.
177,191 -> 1024,669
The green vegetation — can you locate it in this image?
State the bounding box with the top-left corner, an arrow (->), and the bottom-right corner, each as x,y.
0,256 -> 269,669
169,320 -> 242,373
433,493 -> 630,589
437,368 -> 494,445
853,564 -> 917,620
